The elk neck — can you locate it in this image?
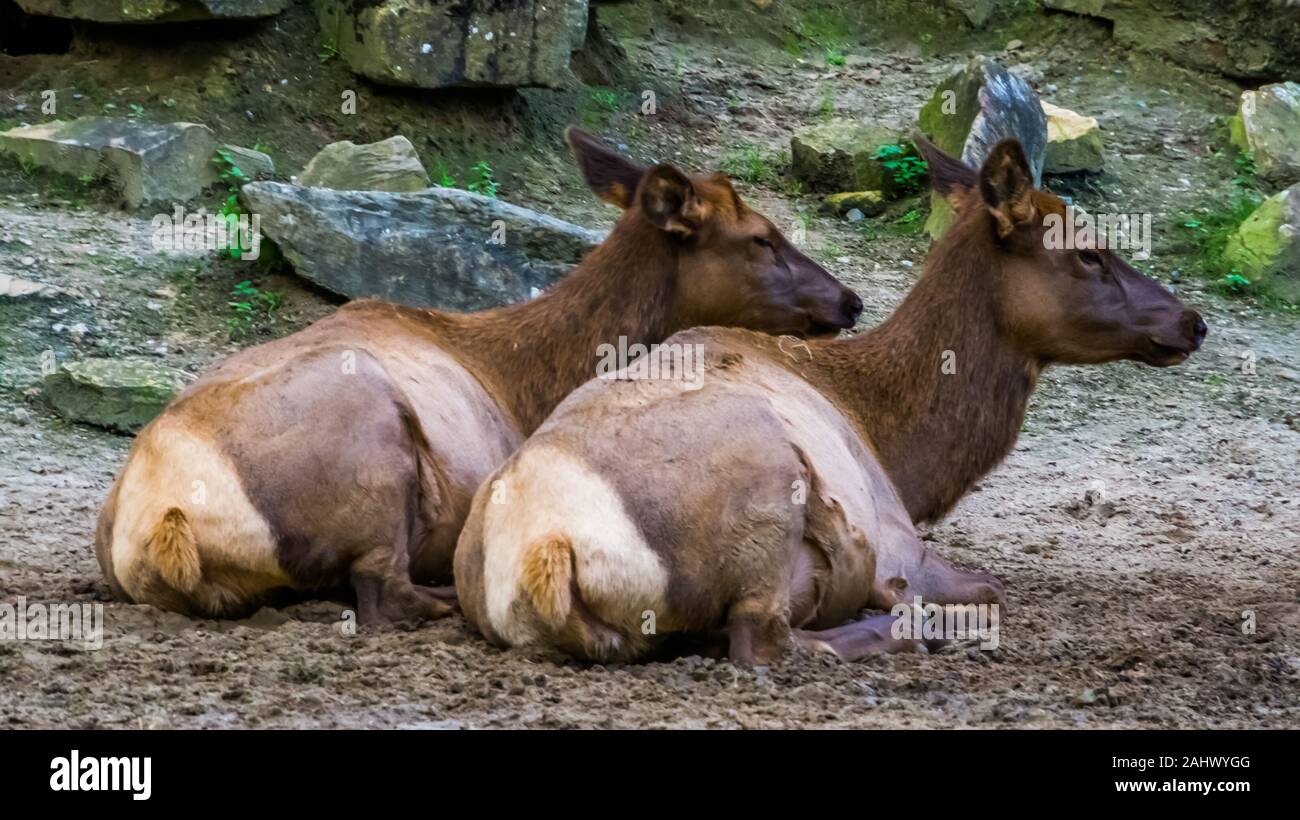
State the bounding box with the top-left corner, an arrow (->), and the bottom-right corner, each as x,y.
810,221 -> 1041,523
454,212 -> 679,434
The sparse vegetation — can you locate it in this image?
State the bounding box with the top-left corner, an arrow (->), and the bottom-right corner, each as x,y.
720,143 -> 785,186
226,278 -> 282,339
873,142 -> 928,192
466,161 -> 500,198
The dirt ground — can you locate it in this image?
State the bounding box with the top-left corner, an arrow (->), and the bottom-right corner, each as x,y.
0,1 -> 1296,728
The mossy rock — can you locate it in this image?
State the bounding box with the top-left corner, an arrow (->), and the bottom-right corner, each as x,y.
918,56 -> 1046,239
43,358 -> 190,434
1222,185 -> 1300,303
790,121 -> 915,198
1231,82 -> 1300,185
821,191 -> 886,217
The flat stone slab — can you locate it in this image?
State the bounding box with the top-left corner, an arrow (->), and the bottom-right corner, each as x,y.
314,0 -> 589,89
43,357 -> 191,434
0,118 -> 219,208
15,0 -> 290,23
240,181 -> 605,312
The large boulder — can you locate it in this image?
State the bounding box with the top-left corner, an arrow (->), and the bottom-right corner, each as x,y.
44,358 -> 191,434
1042,0 -> 1300,80
918,56 -> 1047,238
15,0 -> 288,23
1222,184 -> 1300,303
1230,82 -> 1300,185
790,120 -> 917,198
240,182 -> 605,312
314,0 -> 589,90
298,136 -> 429,192
1042,101 -> 1103,174
945,0 -> 996,27
0,118 -> 218,208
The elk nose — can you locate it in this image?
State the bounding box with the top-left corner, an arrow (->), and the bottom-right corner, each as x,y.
1183,310 -> 1208,350
842,291 -> 864,325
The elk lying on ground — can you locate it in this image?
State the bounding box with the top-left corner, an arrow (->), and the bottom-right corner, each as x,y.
95,127 -> 863,623
455,137 -> 1207,664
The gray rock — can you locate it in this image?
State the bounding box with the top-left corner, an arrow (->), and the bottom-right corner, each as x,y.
314,0 -> 589,90
15,0 -> 288,23
917,56 -> 1047,238
43,358 -> 191,434
220,144 -> 275,179
790,120 -> 914,197
945,0 -> 996,27
298,136 -> 428,192
1042,0 -> 1300,80
1230,82 -> 1300,185
0,118 -> 218,208
240,182 -> 605,312
0,274 -> 65,299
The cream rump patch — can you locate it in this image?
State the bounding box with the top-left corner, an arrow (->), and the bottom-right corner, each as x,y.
479,443 -> 668,646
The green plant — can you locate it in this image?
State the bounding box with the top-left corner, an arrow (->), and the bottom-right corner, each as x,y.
1179,195 -> 1261,282
816,89 -> 835,121
590,87 -> 619,112
720,143 -> 784,186
1232,151 -> 1257,189
16,155 -> 38,178
227,279 -> 281,337
433,160 -> 456,188
466,161 -> 499,198
211,148 -> 252,260
873,143 -> 928,192
127,103 -> 144,119
825,47 -> 845,67
319,14 -> 343,63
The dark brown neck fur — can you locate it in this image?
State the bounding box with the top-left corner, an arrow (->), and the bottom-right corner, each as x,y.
437,212 -> 680,433
799,212 -> 1039,523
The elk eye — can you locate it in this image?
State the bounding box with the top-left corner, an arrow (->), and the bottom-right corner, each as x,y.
754,236 -> 774,250
1079,250 -> 1103,269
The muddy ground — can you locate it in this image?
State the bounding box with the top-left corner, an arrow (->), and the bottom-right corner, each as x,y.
0,1 -> 1297,727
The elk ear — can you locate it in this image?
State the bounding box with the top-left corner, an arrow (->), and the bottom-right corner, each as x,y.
566,126 -> 646,209
979,139 -> 1037,238
913,132 -> 977,201
638,164 -> 702,237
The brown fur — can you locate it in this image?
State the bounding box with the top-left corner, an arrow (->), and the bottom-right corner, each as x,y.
455,138 -> 1205,664
145,508 -> 200,593
95,127 -> 861,622
520,534 -> 574,628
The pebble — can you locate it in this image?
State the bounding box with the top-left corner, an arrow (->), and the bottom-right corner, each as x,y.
20,256 -> 35,267
846,208 -> 864,222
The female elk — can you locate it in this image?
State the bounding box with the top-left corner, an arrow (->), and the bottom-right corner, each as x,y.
454,138 -> 1207,664
95,128 -> 863,623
